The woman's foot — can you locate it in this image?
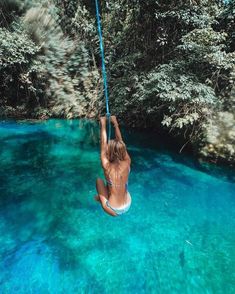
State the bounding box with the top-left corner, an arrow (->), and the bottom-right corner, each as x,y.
94,195 -> 100,202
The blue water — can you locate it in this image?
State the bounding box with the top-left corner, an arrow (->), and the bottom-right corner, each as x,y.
0,119 -> 234,294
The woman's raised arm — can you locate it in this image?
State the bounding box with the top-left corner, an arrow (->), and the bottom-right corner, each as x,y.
111,116 -> 131,163
111,116 -> 123,142
100,116 -> 109,168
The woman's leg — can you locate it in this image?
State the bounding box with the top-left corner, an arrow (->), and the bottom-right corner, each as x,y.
95,178 -> 117,217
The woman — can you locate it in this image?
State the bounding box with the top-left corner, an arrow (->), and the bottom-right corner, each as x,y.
95,115 -> 131,216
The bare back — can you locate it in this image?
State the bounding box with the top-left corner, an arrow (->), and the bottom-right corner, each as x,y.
103,160 -> 130,207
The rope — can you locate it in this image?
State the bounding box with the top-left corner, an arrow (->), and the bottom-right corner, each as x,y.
95,0 -> 111,141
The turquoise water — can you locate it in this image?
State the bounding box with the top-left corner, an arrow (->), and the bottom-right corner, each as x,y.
0,119 -> 235,294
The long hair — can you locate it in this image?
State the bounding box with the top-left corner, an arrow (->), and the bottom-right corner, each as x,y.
107,139 -> 127,162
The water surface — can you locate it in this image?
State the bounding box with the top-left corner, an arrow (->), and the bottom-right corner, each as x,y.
0,119 -> 234,293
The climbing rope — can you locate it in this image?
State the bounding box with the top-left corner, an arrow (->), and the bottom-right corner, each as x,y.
95,0 -> 111,141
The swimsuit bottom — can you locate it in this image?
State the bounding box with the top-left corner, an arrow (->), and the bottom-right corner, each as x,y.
106,192 -> 132,216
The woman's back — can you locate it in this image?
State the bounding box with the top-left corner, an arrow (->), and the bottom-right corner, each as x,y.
104,161 -> 130,207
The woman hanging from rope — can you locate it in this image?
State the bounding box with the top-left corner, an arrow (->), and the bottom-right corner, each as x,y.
95,115 -> 132,216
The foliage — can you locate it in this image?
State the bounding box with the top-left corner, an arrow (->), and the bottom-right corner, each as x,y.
109,60 -> 217,134
0,0 -> 100,118
0,0 -> 22,27
0,25 -> 40,110
136,63 -> 216,129
178,27 -> 235,98
102,2 -> 227,132
216,0 -> 235,52
0,26 -> 39,68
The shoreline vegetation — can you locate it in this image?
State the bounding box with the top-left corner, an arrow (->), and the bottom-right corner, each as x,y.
0,0 -> 234,166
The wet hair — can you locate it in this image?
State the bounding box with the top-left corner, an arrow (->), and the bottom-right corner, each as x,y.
107,139 -> 127,162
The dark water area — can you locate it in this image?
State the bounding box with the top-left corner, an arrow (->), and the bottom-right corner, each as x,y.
0,119 -> 234,293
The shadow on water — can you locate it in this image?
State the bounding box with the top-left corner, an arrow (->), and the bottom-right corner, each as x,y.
124,127 -> 235,183
0,131 -> 55,207
0,240 -> 106,293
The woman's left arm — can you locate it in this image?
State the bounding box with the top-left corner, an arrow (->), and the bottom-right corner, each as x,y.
100,117 -> 109,169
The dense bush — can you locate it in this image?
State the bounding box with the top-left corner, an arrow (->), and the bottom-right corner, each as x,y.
0,24 -> 40,114
0,0 -> 100,118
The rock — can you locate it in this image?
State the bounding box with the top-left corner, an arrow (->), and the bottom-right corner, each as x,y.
198,111 -> 235,166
